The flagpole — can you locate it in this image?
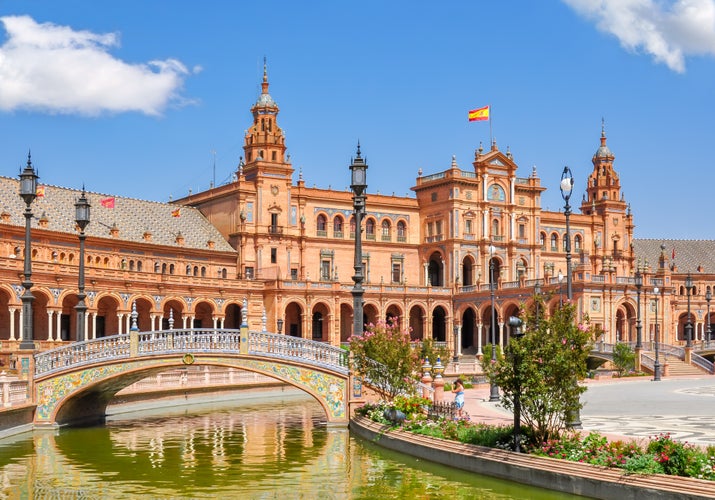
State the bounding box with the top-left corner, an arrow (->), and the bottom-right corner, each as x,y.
489,105 -> 493,146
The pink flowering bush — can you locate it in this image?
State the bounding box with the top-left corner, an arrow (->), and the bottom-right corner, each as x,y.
349,319 -> 422,399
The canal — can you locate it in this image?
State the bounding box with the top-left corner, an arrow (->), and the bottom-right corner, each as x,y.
0,390 -> 583,499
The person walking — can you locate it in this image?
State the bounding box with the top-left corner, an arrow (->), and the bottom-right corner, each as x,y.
452,378 -> 465,417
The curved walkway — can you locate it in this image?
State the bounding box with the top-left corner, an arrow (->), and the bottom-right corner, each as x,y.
461,375 -> 715,447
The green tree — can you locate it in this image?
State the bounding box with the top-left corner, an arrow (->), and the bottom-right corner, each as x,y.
418,337 -> 450,367
349,319 -> 421,399
483,299 -> 599,444
612,342 -> 636,376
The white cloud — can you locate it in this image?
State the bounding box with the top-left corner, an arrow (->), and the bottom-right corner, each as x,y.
563,0 -> 715,73
0,15 -> 195,115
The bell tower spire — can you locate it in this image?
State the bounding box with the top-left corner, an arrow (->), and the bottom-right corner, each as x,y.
242,57 -> 291,179
581,119 -> 624,216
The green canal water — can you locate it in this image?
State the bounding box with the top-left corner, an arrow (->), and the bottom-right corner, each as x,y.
0,392 -> 585,499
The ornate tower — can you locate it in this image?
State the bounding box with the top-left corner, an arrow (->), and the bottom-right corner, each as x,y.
580,121 -> 633,273
242,58 -> 292,179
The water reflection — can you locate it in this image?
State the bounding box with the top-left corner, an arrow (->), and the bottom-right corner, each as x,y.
0,392 -> 582,499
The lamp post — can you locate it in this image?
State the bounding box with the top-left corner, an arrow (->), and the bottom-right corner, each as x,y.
75,188 -> 90,342
508,316 -> 524,452
19,153 -> 38,350
653,286 -> 661,381
634,268 -> 643,347
560,166 -> 574,301
453,323 -> 460,363
561,167 -> 581,429
350,144 -> 368,337
489,244 -> 499,402
634,267 -> 643,371
707,289 -> 712,342
685,273 -> 694,348
534,280 -> 541,328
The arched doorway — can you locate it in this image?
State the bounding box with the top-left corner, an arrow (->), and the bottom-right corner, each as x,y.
162,300 -> 184,330
61,294 -> 78,341
427,252 -> 443,287
462,255 -> 475,287
363,303 -> 378,328
385,304 -> 402,328
488,257 -> 501,286
481,304 -> 499,347
409,305 -> 425,340
285,302 -> 303,338
0,289 -> 12,341
431,306 -> 446,341
224,303 -> 242,329
339,303 -> 352,343
133,298 -> 153,332
311,302 -> 329,341
96,295 -> 120,337
461,307 -> 476,351
193,301 -> 214,328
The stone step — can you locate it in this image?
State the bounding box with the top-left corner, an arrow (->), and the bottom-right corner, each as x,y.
642,353 -> 707,376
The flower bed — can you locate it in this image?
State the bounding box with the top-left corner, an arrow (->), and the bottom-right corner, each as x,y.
357,398 -> 715,480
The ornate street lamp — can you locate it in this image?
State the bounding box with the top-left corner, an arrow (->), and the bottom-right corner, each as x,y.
75,188 -> 91,342
560,166 -> 574,301
561,166 -> 581,429
277,318 -> 284,335
489,244 -> 499,402
653,286 -> 661,381
19,153 -> 38,350
508,316 -> 524,452
634,267 -> 643,349
707,289 -> 712,342
350,143 -> 368,337
685,273 -> 694,348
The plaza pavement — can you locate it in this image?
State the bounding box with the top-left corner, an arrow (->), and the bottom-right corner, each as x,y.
459,374 -> 715,447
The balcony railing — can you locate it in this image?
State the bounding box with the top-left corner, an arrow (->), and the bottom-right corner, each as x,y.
268,225 -> 283,235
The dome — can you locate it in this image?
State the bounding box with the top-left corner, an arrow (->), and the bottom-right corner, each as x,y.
255,92 -> 277,107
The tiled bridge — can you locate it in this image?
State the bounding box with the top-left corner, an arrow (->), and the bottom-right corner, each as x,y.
29,328 -> 356,427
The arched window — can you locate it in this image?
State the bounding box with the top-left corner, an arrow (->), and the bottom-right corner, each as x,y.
201,266 -> 206,277
317,214 -> 327,236
221,268 -> 227,279
550,233 -> 558,251
349,216 -> 356,237
365,218 -> 376,240
138,261 -> 143,272
193,266 -> 199,277
186,265 -> 192,276
562,234 -> 568,252
574,234 -> 582,252
381,220 -> 391,241
397,221 -> 407,242
129,260 -> 135,271
492,219 -> 499,237
155,262 -> 160,273
161,263 -> 167,274
333,216 -> 344,237
540,232 -> 546,250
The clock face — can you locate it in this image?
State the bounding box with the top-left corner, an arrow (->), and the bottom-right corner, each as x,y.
271,185 -> 279,196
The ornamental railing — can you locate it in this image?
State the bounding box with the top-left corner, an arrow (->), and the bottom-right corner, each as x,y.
34,329 -> 347,377
247,331 -> 348,374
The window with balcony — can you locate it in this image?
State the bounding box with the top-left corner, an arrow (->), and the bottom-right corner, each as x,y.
333,216 -> 344,238
397,220 -> 407,242
366,218 -> 376,240
317,214 -> 328,237
321,260 -> 331,281
550,233 -> 558,251
381,220 -> 391,241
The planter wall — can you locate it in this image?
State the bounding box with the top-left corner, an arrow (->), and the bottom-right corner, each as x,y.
349,416 -> 713,500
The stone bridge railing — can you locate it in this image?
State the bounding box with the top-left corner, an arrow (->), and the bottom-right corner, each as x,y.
34,329 -> 349,378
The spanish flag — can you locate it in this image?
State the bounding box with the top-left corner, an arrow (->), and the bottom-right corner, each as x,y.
100,197 -> 115,208
468,105 -> 490,122
36,186 -> 45,198
171,208 -> 181,218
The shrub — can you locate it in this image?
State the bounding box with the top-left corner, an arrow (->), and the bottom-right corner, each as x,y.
622,454 -> 665,475
612,342 -> 635,376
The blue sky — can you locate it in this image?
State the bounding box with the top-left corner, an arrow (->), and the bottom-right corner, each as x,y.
1,1 -> 714,239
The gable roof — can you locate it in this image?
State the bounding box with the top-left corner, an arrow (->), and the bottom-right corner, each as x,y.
0,177 -> 234,252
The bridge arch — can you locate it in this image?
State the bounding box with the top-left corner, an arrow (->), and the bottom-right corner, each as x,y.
33,331 -> 351,427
